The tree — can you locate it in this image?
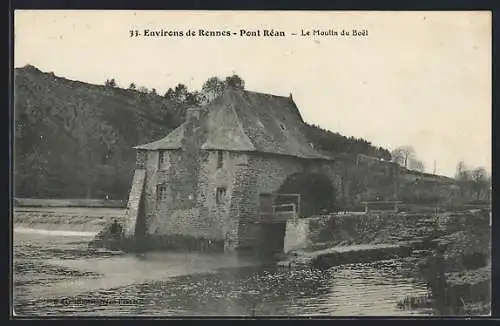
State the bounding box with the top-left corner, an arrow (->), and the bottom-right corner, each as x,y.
224,74 -> 245,89
375,146 -> 392,161
174,83 -> 189,103
410,159 -> 425,172
391,146 -> 415,169
150,88 -> 157,95
56,101 -> 119,198
200,74 -> 245,104
128,83 -> 136,90
201,77 -> 226,102
105,78 -> 117,88
471,167 -> 488,201
185,91 -> 207,106
164,88 -> 175,100
455,162 -> 491,202
456,161 -> 467,179
138,86 -> 148,93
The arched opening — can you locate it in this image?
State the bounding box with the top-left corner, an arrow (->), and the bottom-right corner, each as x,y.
275,172 -> 336,217
253,172 -> 336,259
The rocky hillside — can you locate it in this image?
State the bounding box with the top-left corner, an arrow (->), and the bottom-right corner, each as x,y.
14,65 -> 186,200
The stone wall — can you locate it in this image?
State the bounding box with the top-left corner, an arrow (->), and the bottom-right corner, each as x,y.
143,149 -> 246,244
123,169 -> 146,237
288,212 -> 440,251
304,158 -> 401,209
142,149 -> 320,252
203,151 -> 249,249
398,175 -> 461,206
141,108 -> 221,246
228,153 -> 304,251
347,159 -> 400,204
141,146 -> 303,251
284,218 -> 312,253
279,212 -> 444,253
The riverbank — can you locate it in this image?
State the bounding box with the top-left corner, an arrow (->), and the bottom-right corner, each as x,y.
396,264 -> 491,315
283,209 -> 490,258
279,209 -> 491,316
407,210 -> 491,316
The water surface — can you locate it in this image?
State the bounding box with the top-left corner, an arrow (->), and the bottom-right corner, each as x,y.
14,229 -> 433,316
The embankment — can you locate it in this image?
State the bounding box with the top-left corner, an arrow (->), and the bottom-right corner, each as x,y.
282,210 -> 490,266
284,212 -> 436,254
286,209 -> 490,250
282,209 -> 491,315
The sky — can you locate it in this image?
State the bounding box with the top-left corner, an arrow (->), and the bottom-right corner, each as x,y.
14,10 -> 491,177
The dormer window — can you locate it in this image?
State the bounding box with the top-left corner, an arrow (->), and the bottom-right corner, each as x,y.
217,150 -> 223,169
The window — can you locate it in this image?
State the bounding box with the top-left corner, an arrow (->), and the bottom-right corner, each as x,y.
157,184 -> 167,201
216,187 -> 226,204
217,150 -> 224,169
158,150 -> 165,169
136,150 -> 146,168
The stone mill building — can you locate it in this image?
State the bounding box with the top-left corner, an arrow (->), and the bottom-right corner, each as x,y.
121,87 -> 403,255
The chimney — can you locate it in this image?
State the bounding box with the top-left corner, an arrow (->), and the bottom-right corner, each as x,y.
289,92 -> 293,101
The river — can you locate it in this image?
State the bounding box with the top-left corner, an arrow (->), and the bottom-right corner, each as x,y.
13,228 -> 435,317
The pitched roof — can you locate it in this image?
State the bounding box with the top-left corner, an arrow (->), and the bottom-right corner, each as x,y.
134,124 -> 186,150
135,88 -> 333,160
